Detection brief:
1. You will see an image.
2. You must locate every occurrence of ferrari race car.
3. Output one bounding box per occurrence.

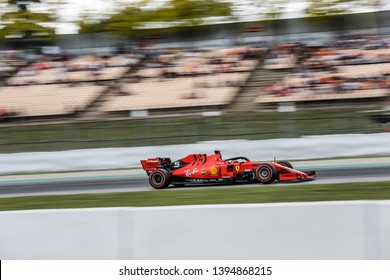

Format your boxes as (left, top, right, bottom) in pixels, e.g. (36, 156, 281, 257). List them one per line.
(141, 150, 316, 189)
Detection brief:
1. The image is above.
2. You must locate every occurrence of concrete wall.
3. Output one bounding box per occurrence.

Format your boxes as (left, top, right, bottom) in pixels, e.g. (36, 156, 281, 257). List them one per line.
(0, 133, 389, 174)
(1, 200, 390, 260)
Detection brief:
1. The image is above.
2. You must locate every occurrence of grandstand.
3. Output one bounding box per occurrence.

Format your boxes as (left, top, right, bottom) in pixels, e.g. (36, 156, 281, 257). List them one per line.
(0, 46, 265, 120)
(0, 84, 107, 117)
(0, 53, 140, 120)
(8, 66, 129, 85)
(102, 46, 260, 114)
(102, 73, 250, 112)
(1, 33, 390, 123)
(1, 16, 390, 154)
(255, 39, 390, 110)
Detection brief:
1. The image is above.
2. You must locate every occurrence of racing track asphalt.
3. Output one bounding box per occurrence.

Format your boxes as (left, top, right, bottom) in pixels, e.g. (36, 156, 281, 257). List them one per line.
(0, 165, 390, 197)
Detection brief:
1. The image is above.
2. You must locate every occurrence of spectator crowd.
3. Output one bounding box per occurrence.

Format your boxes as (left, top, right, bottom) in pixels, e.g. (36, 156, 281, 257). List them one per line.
(262, 35, 390, 97)
(1, 35, 390, 121)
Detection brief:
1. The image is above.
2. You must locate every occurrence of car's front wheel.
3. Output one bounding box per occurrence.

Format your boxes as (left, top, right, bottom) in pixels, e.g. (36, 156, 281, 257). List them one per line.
(277, 161, 293, 169)
(149, 169, 171, 189)
(255, 163, 277, 184)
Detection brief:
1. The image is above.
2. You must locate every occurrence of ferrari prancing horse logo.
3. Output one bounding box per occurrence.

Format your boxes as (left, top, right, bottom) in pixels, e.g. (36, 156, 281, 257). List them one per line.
(235, 166, 240, 171)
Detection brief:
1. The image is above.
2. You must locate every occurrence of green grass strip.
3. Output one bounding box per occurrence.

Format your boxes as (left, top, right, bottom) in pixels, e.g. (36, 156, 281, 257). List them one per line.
(1, 181, 390, 211)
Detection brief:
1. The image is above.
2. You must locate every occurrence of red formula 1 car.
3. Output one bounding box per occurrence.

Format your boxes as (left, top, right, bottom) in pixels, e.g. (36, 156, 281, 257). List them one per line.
(141, 150, 316, 189)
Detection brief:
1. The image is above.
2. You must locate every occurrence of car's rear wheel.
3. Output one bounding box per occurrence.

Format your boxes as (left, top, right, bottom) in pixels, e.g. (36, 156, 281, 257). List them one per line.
(255, 163, 277, 184)
(149, 169, 171, 189)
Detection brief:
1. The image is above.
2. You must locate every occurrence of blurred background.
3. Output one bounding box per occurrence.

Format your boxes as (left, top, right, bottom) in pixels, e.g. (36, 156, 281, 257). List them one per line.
(2, 1, 390, 262)
(0, 0, 390, 153)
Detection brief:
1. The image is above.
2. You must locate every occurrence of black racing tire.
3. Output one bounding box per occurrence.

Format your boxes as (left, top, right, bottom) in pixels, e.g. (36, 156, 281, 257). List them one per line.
(277, 161, 293, 180)
(149, 169, 171, 189)
(255, 163, 277, 184)
(277, 161, 293, 169)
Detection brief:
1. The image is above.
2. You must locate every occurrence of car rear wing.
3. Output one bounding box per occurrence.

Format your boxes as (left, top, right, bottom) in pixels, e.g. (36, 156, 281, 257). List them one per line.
(140, 157, 172, 171)
(140, 158, 161, 171)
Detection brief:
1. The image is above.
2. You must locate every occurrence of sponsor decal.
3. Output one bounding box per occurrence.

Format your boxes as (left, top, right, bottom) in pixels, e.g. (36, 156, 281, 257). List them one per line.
(209, 166, 220, 176)
(201, 169, 206, 175)
(185, 168, 199, 177)
(216, 161, 225, 165)
(245, 169, 252, 172)
(186, 179, 219, 182)
(148, 160, 159, 163)
(235, 166, 240, 171)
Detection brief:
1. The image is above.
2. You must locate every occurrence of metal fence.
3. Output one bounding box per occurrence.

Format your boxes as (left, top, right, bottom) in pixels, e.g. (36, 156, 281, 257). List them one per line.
(0, 109, 385, 154)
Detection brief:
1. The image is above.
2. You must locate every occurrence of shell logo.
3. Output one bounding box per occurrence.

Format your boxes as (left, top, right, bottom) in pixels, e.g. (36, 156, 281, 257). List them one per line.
(209, 166, 220, 176)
